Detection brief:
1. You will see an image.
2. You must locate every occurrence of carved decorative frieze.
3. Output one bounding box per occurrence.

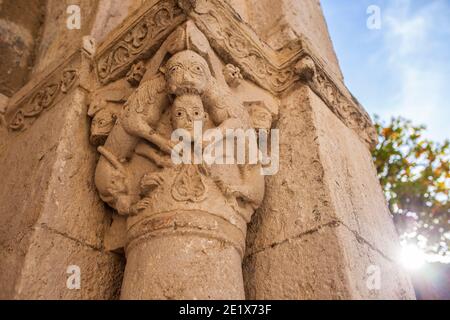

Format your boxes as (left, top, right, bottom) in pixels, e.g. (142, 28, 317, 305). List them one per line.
(180, 0, 377, 147)
(6, 54, 81, 132)
(295, 56, 378, 147)
(95, 0, 185, 85)
(180, 0, 301, 93)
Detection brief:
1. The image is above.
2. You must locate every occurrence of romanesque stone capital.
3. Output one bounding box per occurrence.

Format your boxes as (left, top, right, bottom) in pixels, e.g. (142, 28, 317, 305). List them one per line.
(89, 20, 272, 298)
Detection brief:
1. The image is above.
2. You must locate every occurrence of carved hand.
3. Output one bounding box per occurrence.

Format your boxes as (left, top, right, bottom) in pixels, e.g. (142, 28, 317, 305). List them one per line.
(129, 198, 152, 215)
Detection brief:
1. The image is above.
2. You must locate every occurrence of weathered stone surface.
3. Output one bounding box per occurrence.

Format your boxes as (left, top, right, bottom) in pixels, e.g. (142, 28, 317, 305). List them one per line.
(32, 0, 100, 74)
(246, 86, 335, 255)
(311, 88, 402, 261)
(0, 88, 73, 299)
(335, 223, 415, 299)
(14, 226, 124, 300)
(36, 89, 111, 248)
(122, 234, 244, 300)
(0, 57, 122, 299)
(245, 222, 350, 300)
(245, 86, 415, 299)
(0, 0, 45, 96)
(245, 0, 343, 80)
(245, 223, 414, 300)
(0, 0, 415, 300)
(90, 0, 147, 44)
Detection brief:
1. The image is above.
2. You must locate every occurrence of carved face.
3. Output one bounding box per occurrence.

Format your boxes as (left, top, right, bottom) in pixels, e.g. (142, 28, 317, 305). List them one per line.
(249, 104, 273, 131)
(171, 94, 206, 136)
(90, 108, 118, 146)
(164, 50, 211, 95)
(126, 61, 146, 87)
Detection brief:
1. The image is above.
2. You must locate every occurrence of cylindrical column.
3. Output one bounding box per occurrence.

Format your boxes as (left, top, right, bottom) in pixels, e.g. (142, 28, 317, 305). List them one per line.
(121, 209, 246, 299)
(121, 233, 244, 299)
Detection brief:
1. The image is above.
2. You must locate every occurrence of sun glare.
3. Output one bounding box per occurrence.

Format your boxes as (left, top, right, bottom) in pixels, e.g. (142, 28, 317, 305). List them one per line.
(399, 245, 426, 271)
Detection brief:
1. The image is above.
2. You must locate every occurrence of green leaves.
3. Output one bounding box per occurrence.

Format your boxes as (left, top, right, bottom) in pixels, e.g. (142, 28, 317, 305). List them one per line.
(373, 116, 449, 257)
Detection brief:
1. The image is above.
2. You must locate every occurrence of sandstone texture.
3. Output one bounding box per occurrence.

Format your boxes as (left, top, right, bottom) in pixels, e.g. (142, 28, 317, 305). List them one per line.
(0, 0, 415, 300)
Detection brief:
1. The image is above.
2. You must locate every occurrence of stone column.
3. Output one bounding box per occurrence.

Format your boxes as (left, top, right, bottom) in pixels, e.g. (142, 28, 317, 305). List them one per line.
(120, 210, 246, 300)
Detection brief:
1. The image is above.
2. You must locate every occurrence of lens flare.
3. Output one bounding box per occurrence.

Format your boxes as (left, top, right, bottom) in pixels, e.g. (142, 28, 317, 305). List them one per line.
(399, 245, 426, 271)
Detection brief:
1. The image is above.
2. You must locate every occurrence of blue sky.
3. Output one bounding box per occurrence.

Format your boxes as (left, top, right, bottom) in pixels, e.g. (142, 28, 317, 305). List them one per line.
(321, 0, 450, 142)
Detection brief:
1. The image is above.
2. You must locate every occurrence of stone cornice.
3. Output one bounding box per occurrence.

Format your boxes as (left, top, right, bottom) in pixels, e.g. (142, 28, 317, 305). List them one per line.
(4, 50, 86, 133)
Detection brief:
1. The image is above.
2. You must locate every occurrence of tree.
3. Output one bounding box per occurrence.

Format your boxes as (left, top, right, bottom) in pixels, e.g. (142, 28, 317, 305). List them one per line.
(372, 116, 449, 259)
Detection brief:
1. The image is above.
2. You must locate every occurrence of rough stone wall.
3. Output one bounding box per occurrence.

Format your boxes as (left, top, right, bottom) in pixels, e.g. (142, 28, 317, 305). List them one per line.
(245, 86, 351, 299)
(244, 86, 415, 299)
(0, 89, 65, 298)
(312, 88, 414, 298)
(0, 68, 124, 299)
(90, 0, 147, 44)
(0, 0, 147, 300)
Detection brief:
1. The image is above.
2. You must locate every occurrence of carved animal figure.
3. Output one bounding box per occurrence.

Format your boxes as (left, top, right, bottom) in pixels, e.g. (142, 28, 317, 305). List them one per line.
(94, 74, 170, 214)
(93, 49, 257, 215)
(93, 50, 213, 214)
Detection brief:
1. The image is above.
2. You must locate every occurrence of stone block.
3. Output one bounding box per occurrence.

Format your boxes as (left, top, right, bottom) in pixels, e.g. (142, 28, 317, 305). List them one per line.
(14, 226, 124, 300)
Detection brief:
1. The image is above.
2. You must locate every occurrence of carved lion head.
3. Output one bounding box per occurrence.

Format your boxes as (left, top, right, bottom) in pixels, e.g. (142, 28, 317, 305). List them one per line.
(162, 50, 212, 96)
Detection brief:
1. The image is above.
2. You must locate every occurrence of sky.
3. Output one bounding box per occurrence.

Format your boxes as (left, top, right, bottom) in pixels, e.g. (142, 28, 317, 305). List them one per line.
(321, 0, 450, 142)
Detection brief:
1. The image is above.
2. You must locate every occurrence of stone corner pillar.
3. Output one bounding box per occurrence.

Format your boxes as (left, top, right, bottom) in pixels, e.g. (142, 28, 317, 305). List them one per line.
(244, 83, 415, 299)
(0, 42, 124, 300)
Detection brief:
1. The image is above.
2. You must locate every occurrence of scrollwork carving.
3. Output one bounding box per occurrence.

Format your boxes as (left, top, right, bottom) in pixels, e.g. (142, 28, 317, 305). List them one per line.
(171, 165, 207, 202)
(8, 67, 78, 132)
(95, 0, 185, 84)
(295, 56, 377, 147)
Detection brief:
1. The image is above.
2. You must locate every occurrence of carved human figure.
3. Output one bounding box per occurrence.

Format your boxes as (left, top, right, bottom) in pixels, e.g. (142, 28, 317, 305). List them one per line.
(90, 30, 268, 297)
(93, 49, 252, 215)
(120, 93, 264, 299)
